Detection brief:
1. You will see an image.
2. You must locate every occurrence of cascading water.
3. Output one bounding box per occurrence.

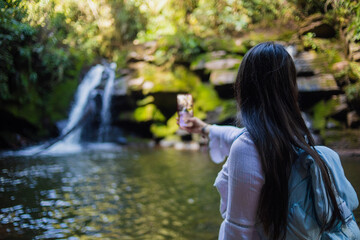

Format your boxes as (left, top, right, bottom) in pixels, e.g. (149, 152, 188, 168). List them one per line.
(62, 64, 105, 144)
(46, 62, 119, 153)
(98, 63, 116, 142)
(2, 63, 118, 156)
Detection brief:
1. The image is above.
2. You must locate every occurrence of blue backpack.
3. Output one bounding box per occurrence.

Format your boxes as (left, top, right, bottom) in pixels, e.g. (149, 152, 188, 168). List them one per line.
(287, 146, 360, 239)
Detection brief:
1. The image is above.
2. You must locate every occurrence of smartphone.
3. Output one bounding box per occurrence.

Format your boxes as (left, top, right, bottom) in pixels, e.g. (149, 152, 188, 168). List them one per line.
(177, 94, 193, 128)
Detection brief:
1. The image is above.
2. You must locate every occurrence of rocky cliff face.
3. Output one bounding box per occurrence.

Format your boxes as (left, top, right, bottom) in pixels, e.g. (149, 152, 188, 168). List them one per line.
(105, 16, 360, 145)
(2, 14, 360, 150)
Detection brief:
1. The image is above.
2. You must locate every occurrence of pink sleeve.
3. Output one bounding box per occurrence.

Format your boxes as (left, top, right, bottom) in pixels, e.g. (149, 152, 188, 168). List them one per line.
(221, 133, 265, 239)
(208, 125, 245, 164)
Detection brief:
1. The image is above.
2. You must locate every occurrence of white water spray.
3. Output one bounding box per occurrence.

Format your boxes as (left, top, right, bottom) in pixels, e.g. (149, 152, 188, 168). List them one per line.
(98, 63, 116, 142)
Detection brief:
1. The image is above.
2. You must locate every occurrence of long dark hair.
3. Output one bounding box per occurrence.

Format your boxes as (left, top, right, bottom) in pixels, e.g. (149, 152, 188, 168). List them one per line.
(234, 42, 341, 239)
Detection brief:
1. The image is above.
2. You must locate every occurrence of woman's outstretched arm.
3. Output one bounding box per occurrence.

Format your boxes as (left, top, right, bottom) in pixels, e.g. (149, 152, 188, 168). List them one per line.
(178, 117, 244, 163)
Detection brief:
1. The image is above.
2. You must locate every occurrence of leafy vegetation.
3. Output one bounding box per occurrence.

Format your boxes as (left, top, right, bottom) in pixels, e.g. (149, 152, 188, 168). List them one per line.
(0, 0, 145, 140)
(1, 0, 360, 144)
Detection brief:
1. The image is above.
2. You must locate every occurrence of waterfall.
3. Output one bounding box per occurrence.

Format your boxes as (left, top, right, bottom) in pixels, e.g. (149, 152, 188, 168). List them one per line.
(98, 63, 116, 142)
(62, 64, 105, 144)
(0, 63, 120, 156)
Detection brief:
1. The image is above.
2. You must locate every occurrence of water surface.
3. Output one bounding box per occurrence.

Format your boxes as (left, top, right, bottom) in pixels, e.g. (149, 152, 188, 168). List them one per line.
(0, 148, 222, 240)
(0, 148, 359, 239)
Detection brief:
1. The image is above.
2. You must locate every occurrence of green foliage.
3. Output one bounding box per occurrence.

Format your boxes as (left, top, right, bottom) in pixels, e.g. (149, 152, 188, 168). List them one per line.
(192, 84, 221, 119)
(154, 32, 203, 65)
(134, 104, 166, 122)
(349, 62, 360, 81)
(345, 82, 360, 113)
(303, 32, 318, 50)
(150, 114, 178, 138)
(3, 0, 360, 142)
(136, 64, 201, 94)
(218, 100, 237, 122)
(46, 79, 78, 122)
(289, 0, 326, 16)
(0, 0, 146, 141)
(4, 87, 43, 128)
(311, 98, 340, 133)
(137, 96, 155, 106)
(325, 0, 360, 42)
(0, 0, 36, 100)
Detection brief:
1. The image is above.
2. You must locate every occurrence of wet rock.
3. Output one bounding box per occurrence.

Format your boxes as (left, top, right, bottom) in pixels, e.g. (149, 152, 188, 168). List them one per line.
(119, 68, 132, 76)
(300, 14, 336, 38)
(126, 41, 157, 62)
(349, 43, 360, 62)
(293, 51, 327, 76)
(347, 111, 360, 128)
(190, 51, 229, 70)
(159, 139, 176, 148)
(332, 61, 351, 87)
(128, 61, 147, 70)
(294, 58, 315, 76)
(209, 70, 237, 99)
(349, 62, 360, 82)
(330, 103, 349, 122)
(332, 61, 349, 73)
(297, 74, 341, 109)
(209, 70, 237, 85)
(204, 58, 241, 71)
(142, 41, 158, 55)
(127, 77, 144, 90)
(174, 141, 200, 151)
(297, 74, 339, 92)
(327, 95, 349, 122)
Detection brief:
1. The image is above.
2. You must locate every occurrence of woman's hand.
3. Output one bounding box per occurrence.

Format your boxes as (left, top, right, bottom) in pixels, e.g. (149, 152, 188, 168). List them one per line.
(177, 117, 210, 135)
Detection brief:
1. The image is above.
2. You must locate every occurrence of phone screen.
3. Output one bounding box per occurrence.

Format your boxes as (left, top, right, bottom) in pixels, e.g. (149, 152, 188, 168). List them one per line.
(177, 94, 193, 127)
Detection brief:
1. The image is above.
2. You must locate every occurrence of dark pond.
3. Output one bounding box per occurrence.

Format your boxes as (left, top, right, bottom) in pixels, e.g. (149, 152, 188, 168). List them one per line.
(0, 147, 359, 239)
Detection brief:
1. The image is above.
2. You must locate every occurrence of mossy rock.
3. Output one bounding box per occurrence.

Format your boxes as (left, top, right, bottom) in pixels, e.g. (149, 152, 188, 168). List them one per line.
(2, 87, 42, 127)
(190, 51, 227, 71)
(345, 82, 360, 114)
(135, 63, 201, 94)
(349, 62, 360, 82)
(310, 98, 343, 134)
(202, 37, 247, 54)
(46, 78, 78, 122)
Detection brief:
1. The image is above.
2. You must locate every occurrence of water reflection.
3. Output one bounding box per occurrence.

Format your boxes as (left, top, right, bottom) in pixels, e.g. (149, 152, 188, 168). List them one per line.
(1, 149, 359, 239)
(0, 149, 222, 239)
